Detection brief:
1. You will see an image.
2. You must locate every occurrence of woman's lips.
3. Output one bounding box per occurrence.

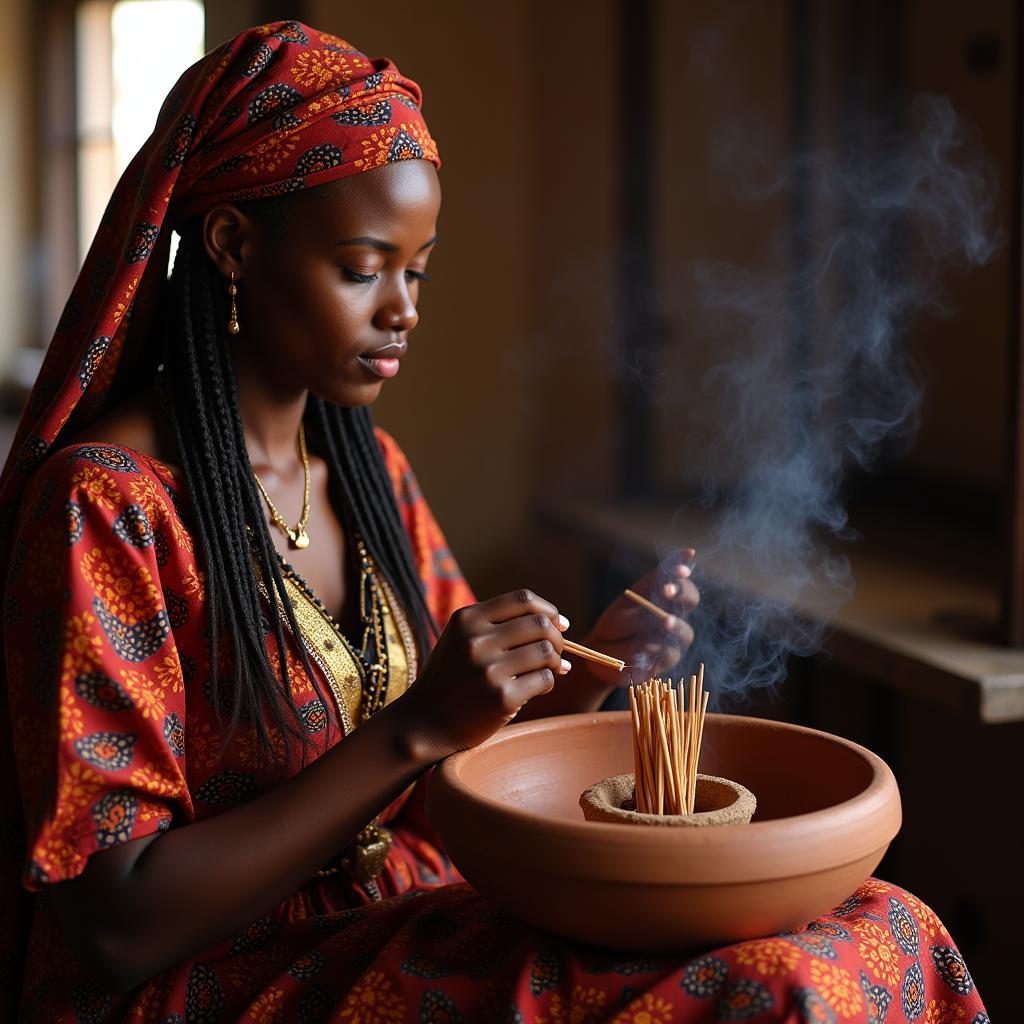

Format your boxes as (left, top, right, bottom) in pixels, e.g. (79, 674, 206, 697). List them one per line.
(359, 354, 402, 379)
(359, 341, 406, 380)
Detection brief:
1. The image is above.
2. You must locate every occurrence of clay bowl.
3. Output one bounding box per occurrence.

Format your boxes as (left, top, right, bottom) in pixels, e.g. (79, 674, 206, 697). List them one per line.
(427, 711, 901, 951)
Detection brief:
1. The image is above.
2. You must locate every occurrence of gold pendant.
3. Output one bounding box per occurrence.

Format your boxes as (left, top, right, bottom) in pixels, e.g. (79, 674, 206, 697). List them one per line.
(288, 527, 310, 549)
(340, 825, 392, 883)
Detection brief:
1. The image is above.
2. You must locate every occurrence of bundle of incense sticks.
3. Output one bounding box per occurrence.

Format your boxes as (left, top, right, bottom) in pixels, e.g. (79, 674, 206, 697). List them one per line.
(628, 665, 710, 816)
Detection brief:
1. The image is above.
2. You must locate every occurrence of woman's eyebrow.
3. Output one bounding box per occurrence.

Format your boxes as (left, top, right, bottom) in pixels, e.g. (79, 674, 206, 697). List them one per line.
(333, 235, 438, 252)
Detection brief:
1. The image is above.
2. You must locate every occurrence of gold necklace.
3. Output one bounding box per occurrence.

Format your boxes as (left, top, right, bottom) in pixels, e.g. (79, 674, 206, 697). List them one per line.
(252, 423, 311, 549)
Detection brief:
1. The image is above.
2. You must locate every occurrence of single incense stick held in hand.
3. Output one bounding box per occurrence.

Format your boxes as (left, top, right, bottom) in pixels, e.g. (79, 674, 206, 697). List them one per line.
(623, 588, 673, 622)
(561, 638, 625, 671)
(623, 549, 697, 623)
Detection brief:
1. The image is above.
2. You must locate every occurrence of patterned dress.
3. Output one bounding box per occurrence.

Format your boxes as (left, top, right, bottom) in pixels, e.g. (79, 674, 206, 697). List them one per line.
(3, 431, 987, 1023)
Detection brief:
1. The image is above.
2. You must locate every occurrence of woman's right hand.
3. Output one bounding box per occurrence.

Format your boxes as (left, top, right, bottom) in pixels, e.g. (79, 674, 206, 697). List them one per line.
(389, 589, 570, 763)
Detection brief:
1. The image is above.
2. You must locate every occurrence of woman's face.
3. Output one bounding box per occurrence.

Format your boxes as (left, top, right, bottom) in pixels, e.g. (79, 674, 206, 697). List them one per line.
(210, 159, 441, 407)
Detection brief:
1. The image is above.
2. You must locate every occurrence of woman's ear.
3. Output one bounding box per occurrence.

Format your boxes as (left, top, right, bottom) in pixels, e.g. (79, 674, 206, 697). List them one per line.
(201, 203, 252, 279)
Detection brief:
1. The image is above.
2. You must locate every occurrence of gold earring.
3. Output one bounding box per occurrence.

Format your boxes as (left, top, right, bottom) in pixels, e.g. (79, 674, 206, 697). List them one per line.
(228, 272, 240, 335)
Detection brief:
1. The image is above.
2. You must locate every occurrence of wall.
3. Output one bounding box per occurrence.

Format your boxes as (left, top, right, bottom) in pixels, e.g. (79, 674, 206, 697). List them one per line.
(204, 0, 268, 49)
(648, 0, 1014, 499)
(903, 0, 1014, 490)
(653, 0, 791, 493)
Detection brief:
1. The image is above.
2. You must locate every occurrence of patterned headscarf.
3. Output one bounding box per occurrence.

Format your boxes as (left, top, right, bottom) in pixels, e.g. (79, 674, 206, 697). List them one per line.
(0, 19, 438, 520)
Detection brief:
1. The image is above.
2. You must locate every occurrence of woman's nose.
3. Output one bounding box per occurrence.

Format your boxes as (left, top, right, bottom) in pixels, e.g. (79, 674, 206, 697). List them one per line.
(375, 278, 418, 333)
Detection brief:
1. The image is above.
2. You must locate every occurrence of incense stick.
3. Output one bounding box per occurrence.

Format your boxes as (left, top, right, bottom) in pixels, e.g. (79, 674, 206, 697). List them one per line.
(628, 685, 645, 812)
(653, 688, 673, 814)
(561, 639, 625, 671)
(623, 588, 673, 622)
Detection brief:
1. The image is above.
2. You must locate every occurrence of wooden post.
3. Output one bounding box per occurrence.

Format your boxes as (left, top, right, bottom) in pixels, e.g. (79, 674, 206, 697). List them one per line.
(1003, 2, 1024, 646)
(615, 0, 656, 500)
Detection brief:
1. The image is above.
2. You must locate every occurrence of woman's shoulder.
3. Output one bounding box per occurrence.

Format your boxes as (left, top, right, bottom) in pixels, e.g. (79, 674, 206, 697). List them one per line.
(22, 440, 193, 551)
(44, 384, 185, 485)
(35, 440, 180, 496)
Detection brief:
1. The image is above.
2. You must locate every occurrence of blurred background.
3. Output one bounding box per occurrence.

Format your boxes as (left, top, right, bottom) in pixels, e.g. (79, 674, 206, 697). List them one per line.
(1, 0, 1021, 1015)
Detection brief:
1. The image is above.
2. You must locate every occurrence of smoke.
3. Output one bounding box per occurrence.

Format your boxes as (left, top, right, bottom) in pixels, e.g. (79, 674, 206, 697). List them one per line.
(658, 94, 1002, 704)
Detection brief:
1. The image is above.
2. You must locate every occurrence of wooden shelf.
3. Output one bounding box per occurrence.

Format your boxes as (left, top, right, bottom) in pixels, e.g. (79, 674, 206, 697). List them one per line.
(538, 497, 1023, 724)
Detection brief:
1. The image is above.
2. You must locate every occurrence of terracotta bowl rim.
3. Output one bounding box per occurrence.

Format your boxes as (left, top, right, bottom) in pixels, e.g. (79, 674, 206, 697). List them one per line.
(431, 711, 902, 885)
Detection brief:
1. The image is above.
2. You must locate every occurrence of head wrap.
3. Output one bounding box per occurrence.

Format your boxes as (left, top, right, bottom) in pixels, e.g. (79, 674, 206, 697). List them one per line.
(0, 19, 438, 517)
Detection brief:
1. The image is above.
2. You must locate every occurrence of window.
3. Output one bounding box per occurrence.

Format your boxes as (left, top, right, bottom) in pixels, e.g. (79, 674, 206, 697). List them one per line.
(10, 0, 205, 396)
(75, 0, 204, 265)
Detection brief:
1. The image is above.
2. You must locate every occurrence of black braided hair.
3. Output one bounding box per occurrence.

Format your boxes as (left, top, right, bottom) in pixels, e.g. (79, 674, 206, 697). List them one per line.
(155, 225, 436, 763)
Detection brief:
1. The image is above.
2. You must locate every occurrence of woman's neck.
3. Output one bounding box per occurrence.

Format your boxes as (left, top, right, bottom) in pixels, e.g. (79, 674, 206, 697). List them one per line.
(232, 358, 309, 471)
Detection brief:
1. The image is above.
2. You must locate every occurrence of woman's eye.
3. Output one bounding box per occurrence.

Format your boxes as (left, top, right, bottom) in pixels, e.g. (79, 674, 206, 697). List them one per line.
(406, 269, 432, 283)
(342, 268, 378, 283)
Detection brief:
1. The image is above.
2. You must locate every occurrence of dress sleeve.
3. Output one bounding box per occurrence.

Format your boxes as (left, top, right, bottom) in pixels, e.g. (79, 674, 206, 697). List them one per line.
(3, 446, 193, 889)
(374, 427, 476, 627)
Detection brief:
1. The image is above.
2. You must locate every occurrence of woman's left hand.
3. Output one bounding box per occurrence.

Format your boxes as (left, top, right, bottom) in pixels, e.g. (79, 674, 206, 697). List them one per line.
(580, 553, 700, 687)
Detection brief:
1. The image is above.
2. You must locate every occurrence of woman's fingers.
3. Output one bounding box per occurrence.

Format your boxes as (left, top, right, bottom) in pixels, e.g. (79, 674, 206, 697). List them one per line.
(649, 614, 694, 648)
(659, 577, 700, 612)
(646, 645, 683, 676)
(627, 552, 694, 595)
(504, 668, 559, 709)
(486, 612, 568, 678)
(661, 616, 694, 649)
(477, 589, 566, 629)
(490, 612, 565, 654)
(408, 589, 577, 755)
(501, 638, 569, 679)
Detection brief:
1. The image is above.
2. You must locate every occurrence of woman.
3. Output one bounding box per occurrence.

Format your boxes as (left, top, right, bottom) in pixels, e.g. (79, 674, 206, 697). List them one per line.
(0, 21, 986, 1023)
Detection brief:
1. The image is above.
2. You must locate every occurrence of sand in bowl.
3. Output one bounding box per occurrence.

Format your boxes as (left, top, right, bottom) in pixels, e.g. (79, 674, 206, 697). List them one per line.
(580, 772, 756, 827)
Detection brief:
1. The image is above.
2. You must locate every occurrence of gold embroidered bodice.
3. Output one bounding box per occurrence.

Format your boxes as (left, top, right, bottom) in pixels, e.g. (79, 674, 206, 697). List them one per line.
(256, 556, 418, 735)
(253, 548, 420, 887)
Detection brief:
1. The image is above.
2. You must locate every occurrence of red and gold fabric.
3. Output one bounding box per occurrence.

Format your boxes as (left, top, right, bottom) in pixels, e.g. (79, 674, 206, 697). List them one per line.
(2, 431, 990, 1021)
(5, 431, 469, 1019)
(0, 22, 440, 1009)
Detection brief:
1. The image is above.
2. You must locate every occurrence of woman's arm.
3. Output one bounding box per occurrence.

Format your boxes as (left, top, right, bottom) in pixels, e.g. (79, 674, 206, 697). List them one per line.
(50, 699, 431, 993)
(49, 590, 567, 993)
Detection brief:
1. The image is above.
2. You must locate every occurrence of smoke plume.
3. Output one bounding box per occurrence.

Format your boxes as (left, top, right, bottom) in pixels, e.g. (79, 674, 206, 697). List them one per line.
(663, 94, 1002, 704)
